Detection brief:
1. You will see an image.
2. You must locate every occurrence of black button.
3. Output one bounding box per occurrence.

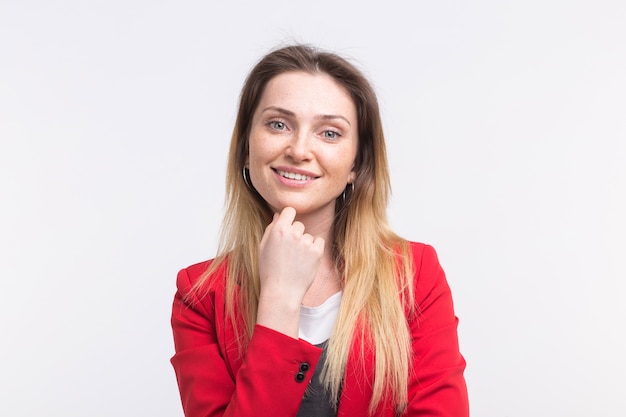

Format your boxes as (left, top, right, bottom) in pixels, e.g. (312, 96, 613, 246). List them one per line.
(299, 362, 310, 372)
(295, 372, 305, 382)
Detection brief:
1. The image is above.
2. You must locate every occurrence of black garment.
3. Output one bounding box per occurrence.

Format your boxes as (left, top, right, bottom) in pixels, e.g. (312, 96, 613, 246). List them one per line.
(296, 340, 338, 417)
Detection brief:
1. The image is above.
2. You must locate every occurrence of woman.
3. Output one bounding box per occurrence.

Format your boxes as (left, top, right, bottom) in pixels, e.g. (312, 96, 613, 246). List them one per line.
(171, 44, 469, 417)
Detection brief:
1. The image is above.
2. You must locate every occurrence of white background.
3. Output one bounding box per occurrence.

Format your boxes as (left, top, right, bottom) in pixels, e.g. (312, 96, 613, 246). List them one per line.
(1, 1, 624, 416)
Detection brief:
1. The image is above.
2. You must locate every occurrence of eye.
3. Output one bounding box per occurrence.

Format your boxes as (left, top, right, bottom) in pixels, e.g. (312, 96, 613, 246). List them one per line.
(323, 130, 340, 140)
(268, 120, 286, 130)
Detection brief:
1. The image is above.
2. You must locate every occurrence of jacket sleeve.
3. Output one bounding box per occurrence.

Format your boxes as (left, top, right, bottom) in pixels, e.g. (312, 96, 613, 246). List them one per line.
(405, 244, 469, 417)
(170, 266, 323, 417)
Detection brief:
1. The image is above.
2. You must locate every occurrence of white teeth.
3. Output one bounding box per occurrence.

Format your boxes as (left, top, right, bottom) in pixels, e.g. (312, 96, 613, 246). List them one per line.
(276, 170, 313, 181)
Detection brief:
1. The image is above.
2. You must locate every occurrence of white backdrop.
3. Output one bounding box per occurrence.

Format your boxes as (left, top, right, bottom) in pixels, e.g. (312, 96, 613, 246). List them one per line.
(1, 1, 624, 416)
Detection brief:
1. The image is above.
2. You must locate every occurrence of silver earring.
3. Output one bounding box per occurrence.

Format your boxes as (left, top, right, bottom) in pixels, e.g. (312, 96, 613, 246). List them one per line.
(242, 167, 254, 190)
(341, 182, 355, 203)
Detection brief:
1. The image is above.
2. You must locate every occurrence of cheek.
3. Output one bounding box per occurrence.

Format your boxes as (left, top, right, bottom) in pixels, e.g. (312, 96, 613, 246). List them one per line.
(246, 139, 270, 183)
(247, 136, 264, 165)
(248, 130, 273, 158)
(330, 158, 357, 184)
(339, 147, 358, 177)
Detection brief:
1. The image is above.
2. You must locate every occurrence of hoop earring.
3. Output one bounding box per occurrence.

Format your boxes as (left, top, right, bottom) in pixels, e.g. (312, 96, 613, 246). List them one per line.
(242, 167, 254, 190)
(341, 182, 355, 203)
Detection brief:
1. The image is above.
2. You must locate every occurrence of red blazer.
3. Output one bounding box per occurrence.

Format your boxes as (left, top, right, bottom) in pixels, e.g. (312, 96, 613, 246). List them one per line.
(171, 242, 469, 416)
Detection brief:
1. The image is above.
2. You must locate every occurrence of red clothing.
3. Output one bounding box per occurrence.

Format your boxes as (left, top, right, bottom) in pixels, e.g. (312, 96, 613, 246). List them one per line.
(171, 242, 469, 416)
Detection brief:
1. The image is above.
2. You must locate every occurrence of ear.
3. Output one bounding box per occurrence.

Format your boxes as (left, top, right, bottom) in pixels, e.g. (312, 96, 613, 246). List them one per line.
(348, 170, 356, 184)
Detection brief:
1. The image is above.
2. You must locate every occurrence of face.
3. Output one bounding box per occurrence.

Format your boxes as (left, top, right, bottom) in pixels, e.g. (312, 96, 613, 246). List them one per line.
(247, 71, 358, 223)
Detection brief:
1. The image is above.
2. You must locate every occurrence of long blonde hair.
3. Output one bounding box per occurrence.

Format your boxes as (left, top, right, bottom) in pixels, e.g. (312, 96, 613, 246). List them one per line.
(194, 44, 415, 415)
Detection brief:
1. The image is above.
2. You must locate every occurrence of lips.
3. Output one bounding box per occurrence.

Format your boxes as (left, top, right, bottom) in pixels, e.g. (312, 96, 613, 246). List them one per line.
(274, 169, 316, 181)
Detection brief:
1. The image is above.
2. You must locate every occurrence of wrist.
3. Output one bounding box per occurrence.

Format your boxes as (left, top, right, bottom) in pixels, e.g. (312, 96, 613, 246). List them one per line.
(256, 294, 301, 339)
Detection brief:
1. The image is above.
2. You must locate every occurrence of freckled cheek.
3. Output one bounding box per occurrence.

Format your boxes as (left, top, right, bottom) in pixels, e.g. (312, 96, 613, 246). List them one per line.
(247, 139, 268, 165)
(249, 134, 279, 157)
(328, 154, 356, 174)
(247, 146, 275, 188)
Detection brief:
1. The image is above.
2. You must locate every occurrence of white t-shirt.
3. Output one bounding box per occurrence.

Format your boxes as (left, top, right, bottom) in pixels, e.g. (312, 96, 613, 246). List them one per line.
(299, 291, 342, 345)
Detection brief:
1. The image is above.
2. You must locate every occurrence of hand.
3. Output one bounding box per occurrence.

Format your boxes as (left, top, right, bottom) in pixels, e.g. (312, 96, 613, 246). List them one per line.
(256, 207, 325, 337)
(258, 206, 325, 304)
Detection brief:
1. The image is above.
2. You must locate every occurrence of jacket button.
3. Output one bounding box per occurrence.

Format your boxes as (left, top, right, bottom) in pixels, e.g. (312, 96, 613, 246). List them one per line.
(299, 363, 310, 372)
(295, 372, 305, 382)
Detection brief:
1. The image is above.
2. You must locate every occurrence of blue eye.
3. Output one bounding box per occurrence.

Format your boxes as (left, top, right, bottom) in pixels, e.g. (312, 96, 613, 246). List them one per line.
(269, 121, 286, 130)
(323, 130, 339, 139)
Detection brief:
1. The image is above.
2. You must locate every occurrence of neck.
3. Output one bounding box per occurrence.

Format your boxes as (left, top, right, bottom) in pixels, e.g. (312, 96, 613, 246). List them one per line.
(292, 206, 336, 243)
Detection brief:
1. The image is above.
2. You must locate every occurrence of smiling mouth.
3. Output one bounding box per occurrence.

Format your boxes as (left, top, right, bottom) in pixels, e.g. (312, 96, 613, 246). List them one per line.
(274, 169, 315, 181)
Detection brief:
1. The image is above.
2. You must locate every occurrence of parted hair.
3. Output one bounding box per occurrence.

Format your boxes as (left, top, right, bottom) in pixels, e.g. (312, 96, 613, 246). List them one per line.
(193, 44, 415, 415)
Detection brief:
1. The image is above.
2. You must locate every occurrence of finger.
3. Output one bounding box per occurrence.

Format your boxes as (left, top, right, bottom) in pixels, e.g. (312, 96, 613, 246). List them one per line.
(312, 236, 325, 255)
(276, 206, 297, 227)
(299, 232, 314, 246)
(291, 221, 305, 236)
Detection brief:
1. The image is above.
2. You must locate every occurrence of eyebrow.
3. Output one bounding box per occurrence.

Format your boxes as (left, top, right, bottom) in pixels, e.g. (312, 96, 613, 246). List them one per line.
(260, 106, 351, 126)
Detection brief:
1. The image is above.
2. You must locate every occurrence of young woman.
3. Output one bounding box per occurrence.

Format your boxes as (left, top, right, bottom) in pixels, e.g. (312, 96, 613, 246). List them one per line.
(170, 44, 469, 417)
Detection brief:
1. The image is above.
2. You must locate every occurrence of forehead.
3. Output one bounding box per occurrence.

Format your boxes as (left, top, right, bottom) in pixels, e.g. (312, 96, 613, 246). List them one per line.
(255, 71, 357, 120)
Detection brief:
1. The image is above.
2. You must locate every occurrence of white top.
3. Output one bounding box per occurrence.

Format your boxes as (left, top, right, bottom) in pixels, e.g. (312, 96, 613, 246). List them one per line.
(299, 291, 342, 345)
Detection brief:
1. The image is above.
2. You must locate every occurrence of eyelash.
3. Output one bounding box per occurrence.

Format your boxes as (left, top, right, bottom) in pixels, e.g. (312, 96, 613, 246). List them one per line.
(266, 119, 342, 140)
(322, 130, 341, 140)
(267, 120, 287, 130)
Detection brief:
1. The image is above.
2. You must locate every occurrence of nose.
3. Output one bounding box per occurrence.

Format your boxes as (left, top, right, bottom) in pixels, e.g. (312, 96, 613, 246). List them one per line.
(285, 131, 312, 162)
